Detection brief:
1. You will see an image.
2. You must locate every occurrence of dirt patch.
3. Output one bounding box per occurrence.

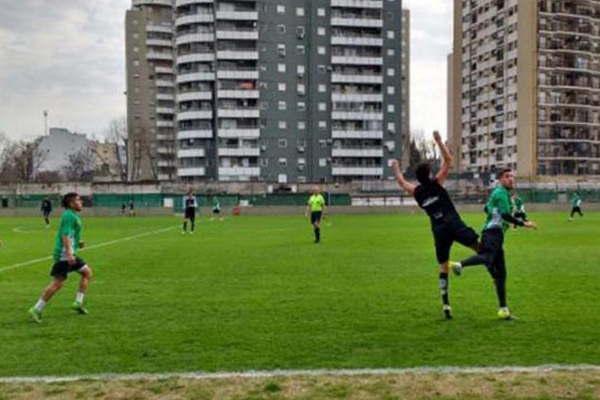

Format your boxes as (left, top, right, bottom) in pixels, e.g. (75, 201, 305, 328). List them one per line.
(0, 370, 599, 400)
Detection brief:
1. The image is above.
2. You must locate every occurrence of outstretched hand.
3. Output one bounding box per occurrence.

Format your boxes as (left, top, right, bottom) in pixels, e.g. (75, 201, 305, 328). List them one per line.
(524, 221, 537, 229)
(433, 130, 442, 143)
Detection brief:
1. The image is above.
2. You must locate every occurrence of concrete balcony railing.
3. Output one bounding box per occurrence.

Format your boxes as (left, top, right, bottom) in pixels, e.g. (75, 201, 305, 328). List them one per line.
(176, 53, 215, 64)
(331, 56, 383, 65)
(156, 93, 175, 101)
(147, 51, 173, 61)
(331, 0, 383, 8)
(331, 17, 383, 28)
(331, 36, 383, 47)
(156, 107, 175, 114)
(217, 50, 259, 60)
(178, 167, 206, 177)
(177, 129, 213, 139)
(217, 128, 260, 138)
(177, 91, 213, 102)
(177, 110, 213, 120)
(217, 90, 259, 99)
(218, 167, 260, 176)
(331, 93, 383, 102)
(176, 72, 215, 83)
(175, 33, 215, 46)
(332, 148, 384, 158)
(217, 109, 260, 118)
(178, 148, 206, 158)
(146, 39, 172, 47)
(331, 166, 383, 176)
(216, 30, 259, 40)
(331, 73, 383, 84)
(146, 25, 172, 33)
(331, 111, 383, 120)
(176, 0, 213, 7)
(157, 121, 175, 128)
(218, 147, 260, 157)
(217, 70, 259, 79)
(175, 14, 214, 26)
(216, 10, 258, 20)
(134, 0, 172, 6)
(155, 67, 174, 74)
(331, 130, 383, 139)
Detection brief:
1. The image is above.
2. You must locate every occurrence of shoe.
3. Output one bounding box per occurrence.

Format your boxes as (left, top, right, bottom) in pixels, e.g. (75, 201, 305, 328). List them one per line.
(449, 261, 462, 277)
(72, 301, 88, 315)
(497, 307, 513, 320)
(443, 305, 453, 320)
(29, 307, 42, 323)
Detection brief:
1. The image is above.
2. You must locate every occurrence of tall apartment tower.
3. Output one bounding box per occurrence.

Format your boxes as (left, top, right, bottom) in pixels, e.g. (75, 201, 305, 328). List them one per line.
(451, 0, 600, 179)
(126, 0, 177, 182)
(401, 8, 410, 168)
(127, 0, 406, 183)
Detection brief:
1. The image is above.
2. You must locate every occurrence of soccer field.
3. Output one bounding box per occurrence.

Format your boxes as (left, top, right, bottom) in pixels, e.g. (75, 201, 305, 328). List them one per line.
(0, 212, 598, 378)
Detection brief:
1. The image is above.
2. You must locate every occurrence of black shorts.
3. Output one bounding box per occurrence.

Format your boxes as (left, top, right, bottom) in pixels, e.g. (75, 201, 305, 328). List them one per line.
(42, 210, 51, 218)
(50, 257, 87, 279)
(184, 208, 196, 219)
(479, 228, 505, 273)
(213, 208, 220, 215)
(310, 211, 322, 224)
(432, 219, 479, 264)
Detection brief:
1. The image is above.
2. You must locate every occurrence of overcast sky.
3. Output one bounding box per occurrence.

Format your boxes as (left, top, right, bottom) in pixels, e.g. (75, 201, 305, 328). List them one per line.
(0, 0, 452, 141)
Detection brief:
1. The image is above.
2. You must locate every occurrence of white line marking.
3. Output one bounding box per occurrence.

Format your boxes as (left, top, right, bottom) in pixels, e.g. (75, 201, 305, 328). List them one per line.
(0, 226, 176, 274)
(0, 365, 598, 384)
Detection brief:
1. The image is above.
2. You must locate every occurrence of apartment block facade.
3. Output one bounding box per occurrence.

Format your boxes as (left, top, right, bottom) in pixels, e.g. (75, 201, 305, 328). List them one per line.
(451, 0, 600, 179)
(127, 0, 407, 183)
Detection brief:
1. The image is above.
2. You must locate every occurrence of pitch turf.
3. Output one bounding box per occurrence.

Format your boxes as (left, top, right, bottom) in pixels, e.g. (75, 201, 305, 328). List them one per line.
(0, 211, 598, 377)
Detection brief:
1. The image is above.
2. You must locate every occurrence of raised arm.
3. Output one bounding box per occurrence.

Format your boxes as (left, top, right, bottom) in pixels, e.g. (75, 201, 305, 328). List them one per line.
(433, 130, 453, 185)
(390, 160, 416, 195)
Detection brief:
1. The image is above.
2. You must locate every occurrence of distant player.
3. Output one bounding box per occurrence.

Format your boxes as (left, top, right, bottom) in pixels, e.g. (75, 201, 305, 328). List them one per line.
(121, 202, 127, 216)
(306, 187, 326, 244)
(391, 130, 480, 320)
(569, 192, 583, 221)
(211, 196, 223, 221)
(128, 200, 135, 217)
(512, 193, 527, 228)
(182, 190, 197, 234)
(41, 196, 53, 228)
(29, 192, 93, 323)
(450, 168, 537, 320)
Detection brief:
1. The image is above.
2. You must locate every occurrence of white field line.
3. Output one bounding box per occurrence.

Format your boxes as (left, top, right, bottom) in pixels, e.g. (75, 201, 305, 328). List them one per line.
(0, 365, 599, 384)
(0, 226, 176, 274)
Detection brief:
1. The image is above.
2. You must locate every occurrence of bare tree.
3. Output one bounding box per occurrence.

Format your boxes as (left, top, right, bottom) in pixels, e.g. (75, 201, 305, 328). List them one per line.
(63, 147, 95, 182)
(0, 137, 48, 183)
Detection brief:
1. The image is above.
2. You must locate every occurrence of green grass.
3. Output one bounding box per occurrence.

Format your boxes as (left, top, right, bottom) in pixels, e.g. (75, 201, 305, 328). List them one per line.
(0, 211, 598, 377)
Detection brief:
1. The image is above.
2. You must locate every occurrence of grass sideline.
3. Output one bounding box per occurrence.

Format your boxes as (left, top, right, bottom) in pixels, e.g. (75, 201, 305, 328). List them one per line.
(0, 212, 599, 378)
(0, 369, 599, 399)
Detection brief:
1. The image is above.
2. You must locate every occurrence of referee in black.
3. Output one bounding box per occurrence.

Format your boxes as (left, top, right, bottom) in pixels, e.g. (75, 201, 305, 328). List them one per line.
(182, 190, 198, 234)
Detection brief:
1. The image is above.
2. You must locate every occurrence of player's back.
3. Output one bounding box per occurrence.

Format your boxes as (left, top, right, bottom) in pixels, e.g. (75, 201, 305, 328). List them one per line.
(413, 180, 460, 227)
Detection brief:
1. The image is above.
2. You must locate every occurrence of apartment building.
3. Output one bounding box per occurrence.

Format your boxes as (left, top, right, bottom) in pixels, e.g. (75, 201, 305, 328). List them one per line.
(450, 0, 600, 179)
(127, 0, 407, 183)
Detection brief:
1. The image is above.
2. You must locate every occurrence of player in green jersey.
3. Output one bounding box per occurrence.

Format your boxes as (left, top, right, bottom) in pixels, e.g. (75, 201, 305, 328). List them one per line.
(28, 193, 93, 323)
(306, 187, 326, 243)
(569, 192, 583, 221)
(451, 169, 536, 320)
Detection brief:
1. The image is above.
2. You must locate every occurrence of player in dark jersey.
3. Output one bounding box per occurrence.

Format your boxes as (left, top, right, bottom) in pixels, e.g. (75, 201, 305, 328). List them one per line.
(391, 130, 480, 319)
(182, 190, 197, 234)
(41, 196, 53, 228)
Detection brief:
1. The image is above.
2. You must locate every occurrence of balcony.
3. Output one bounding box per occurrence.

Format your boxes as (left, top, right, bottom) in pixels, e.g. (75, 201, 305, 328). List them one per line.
(331, 17, 383, 28)
(147, 51, 173, 61)
(216, 30, 259, 40)
(331, 111, 383, 120)
(178, 148, 206, 158)
(155, 67, 174, 74)
(156, 93, 175, 101)
(217, 128, 260, 138)
(176, 72, 215, 83)
(331, 73, 383, 84)
(331, 167, 383, 176)
(177, 110, 213, 120)
(146, 25, 172, 33)
(331, 130, 383, 139)
(134, 0, 172, 6)
(176, 53, 215, 64)
(177, 91, 213, 102)
(175, 33, 215, 46)
(177, 129, 213, 139)
(216, 10, 258, 20)
(331, 0, 383, 8)
(217, 70, 259, 79)
(217, 109, 260, 118)
(217, 50, 259, 60)
(146, 39, 172, 47)
(176, 0, 213, 6)
(178, 167, 206, 177)
(218, 147, 260, 157)
(157, 121, 174, 128)
(156, 107, 175, 114)
(217, 90, 259, 99)
(157, 146, 174, 155)
(218, 167, 260, 176)
(332, 148, 384, 158)
(175, 14, 214, 27)
(331, 93, 383, 102)
(331, 36, 383, 47)
(331, 56, 383, 65)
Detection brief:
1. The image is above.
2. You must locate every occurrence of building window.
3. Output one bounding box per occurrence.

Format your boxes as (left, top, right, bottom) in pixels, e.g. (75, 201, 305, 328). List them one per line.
(296, 7, 305, 16)
(278, 139, 288, 148)
(277, 44, 286, 57)
(319, 158, 327, 166)
(318, 27, 326, 36)
(296, 45, 305, 55)
(298, 121, 306, 130)
(297, 102, 306, 111)
(387, 30, 395, 39)
(318, 121, 327, 129)
(387, 48, 395, 56)
(277, 5, 285, 13)
(277, 24, 286, 34)
(318, 102, 327, 111)
(317, 46, 326, 55)
(318, 84, 326, 93)
(387, 86, 395, 95)
(387, 68, 395, 76)
(278, 63, 286, 73)
(387, 122, 396, 132)
(278, 82, 287, 92)
(278, 101, 287, 110)
(297, 84, 306, 95)
(388, 104, 395, 113)
(279, 120, 288, 129)
(317, 8, 325, 17)
(297, 65, 305, 75)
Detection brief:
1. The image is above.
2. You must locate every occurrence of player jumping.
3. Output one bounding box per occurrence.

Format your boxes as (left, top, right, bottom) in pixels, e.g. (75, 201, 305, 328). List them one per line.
(450, 168, 537, 320)
(391, 130, 480, 320)
(182, 190, 197, 234)
(41, 196, 53, 228)
(29, 192, 93, 323)
(306, 187, 326, 244)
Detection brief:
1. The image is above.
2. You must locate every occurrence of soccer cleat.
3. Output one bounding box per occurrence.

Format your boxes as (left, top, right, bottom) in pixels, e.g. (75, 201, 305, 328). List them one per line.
(443, 305, 453, 320)
(497, 307, 512, 320)
(449, 261, 463, 277)
(28, 307, 42, 324)
(72, 301, 88, 315)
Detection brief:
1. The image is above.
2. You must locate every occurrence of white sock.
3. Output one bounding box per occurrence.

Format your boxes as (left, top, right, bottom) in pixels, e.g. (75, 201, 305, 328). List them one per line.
(34, 299, 46, 312)
(76, 291, 85, 304)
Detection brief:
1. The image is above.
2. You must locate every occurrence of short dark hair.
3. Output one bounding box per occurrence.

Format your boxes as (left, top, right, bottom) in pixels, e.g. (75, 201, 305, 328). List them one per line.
(62, 192, 79, 209)
(498, 168, 512, 179)
(415, 163, 432, 185)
